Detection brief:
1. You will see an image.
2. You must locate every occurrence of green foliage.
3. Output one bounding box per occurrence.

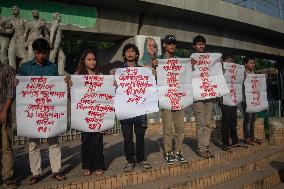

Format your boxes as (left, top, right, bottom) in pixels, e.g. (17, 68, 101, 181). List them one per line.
(175, 48, 194, 58)
(255, 58, 275, 71)
(61, 39, 115, 73)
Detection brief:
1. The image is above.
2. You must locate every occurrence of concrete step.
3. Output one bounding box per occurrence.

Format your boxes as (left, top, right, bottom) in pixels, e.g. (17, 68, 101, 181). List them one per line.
(119, 145, 284, 189)
(57, 143, 267, 189)
(15, 135, 266, 189)
(208, 160, 283, 189)
(273, 183, 284, 189)
(33, 142, 269, 189)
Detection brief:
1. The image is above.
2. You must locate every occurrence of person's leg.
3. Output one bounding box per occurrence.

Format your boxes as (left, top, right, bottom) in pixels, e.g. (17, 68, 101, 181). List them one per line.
(172, 110, 187, 162)
(48, 137, 61, 173)
(221, 105, 230, 148)
(81, 132, 91, 172)
(29, 138, 41, 176)
(193, 102, 213, 151)
(161, 109, 173, 153)
(1, 120, 14, 181)
(230, 106, 239, 145)
(242, 102, 254, 143)
(203, 102, 215, 155)
(250, 113, 257, 138)
(134, 115, 147, 163)
(161, 109, 175, 164)
(173, 110, 185, 152)
(91, 133, 105, 172)
(48, 137, 66, 181)
(121, 119, 135, 163)
(250, 113, 263, 144)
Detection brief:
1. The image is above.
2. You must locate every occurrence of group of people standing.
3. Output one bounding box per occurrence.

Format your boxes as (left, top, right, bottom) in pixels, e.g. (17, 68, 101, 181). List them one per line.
(0, 33, 262, 188)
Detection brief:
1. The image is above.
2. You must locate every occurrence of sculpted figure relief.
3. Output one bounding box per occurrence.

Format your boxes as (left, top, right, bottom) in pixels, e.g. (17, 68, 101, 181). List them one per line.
(49, 13, 66, 75)
(0, 8, 14, 64)
(8, 6, 28, 69)
(24, 9, 49, 60)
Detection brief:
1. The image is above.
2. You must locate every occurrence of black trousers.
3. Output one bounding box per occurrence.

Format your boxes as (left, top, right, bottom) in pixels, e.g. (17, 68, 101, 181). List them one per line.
(120, 115, 147, 164)
(221, 104, 239, 147)
(81, 132, 105, 171)
(242, 102, 256, 139)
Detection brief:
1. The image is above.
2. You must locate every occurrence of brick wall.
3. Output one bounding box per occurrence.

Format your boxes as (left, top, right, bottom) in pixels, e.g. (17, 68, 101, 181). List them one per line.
(146, 118, 265, 140)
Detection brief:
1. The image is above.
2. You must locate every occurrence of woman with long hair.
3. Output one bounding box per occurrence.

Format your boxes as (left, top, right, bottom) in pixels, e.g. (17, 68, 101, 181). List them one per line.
(71, 49, 105, 176)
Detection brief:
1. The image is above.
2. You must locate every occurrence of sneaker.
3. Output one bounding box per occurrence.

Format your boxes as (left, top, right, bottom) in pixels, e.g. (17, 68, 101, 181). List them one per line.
(164, 152, 175, 165)
(206, 150, 215, 158)
(231, 142, 248, 148)
(244, 138, 255, 145)
(124, 163, 135, 172)
(175, 151, 188, 163)
(223, 146, 233, 153)
(251, 137, 263, 145)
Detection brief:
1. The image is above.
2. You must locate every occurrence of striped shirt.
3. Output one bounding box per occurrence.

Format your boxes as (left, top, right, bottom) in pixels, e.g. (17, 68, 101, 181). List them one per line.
(0, 62, 16, 110)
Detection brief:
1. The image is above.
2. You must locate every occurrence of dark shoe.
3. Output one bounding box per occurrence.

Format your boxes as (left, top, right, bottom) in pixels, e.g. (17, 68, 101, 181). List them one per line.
(3, 178, 17, 189)
(175, 151, 188, 163)
(137, 161, 152, 169)
(124, 163, 135, 172)
(223, 146, 233, 153)
(231, 142, 248, 148)
(29, 175, 41, 185)
(244, 138, 255, 145)
(164, 152, 175, 165)
(206, 150, 215, 158)
(197, 151, 210, 159)
(52, 172, 66, 181)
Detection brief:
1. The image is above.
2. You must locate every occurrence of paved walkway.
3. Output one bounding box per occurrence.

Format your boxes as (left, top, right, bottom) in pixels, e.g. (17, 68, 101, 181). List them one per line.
(9, 134, 228, 188)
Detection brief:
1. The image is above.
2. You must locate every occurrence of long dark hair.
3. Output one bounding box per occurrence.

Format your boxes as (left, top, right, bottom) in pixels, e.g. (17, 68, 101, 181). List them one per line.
(76, 49, 100, 75)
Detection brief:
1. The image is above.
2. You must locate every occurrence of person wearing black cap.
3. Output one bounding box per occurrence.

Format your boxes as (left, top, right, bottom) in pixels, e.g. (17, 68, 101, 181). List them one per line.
(157, 35, 187, 165)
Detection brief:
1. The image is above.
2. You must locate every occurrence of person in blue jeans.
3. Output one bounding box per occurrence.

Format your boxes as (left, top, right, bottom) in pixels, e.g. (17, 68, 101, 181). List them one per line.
(242, 56, 263, 145)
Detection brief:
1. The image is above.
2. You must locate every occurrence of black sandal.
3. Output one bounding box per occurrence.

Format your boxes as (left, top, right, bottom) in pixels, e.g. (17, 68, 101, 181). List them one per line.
(29, 175, 41, 185)
(52, 172, 66, 181)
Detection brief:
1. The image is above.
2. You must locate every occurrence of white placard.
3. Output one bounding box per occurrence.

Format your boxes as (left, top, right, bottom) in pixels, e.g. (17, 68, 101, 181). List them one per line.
(222, 63, 245, 106)
(244, 74, 268, 112)
(114, 67, 159, 120)
(157, 58, 193, 110)
(16, 76, 67, 138)
(71, 75, 115, 132)
(191, 53, 229, 101)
